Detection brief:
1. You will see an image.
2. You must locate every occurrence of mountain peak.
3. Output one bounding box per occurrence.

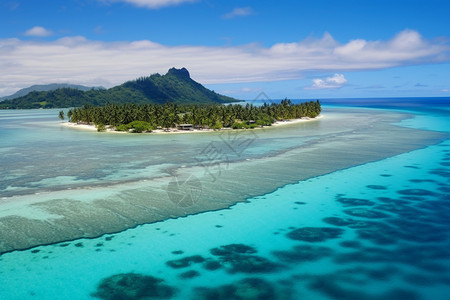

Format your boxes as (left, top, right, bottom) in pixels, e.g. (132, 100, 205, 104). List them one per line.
(0, 68, 239, 108)
(167, 67, 190, 78)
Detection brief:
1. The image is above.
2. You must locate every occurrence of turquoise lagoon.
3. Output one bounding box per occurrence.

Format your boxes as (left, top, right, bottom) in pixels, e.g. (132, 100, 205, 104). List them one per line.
(0, 98, 449, 299)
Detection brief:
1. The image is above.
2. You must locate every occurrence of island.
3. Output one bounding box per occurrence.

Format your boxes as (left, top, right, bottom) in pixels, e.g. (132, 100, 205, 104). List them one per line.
(61, 99, 321, 133)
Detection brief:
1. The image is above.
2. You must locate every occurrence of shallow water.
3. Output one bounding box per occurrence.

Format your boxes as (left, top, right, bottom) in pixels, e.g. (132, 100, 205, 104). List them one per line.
(0, 98, 449, 299)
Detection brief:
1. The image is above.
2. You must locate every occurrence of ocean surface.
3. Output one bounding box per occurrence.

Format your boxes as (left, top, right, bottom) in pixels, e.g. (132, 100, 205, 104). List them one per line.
(0, 97, 449, 299)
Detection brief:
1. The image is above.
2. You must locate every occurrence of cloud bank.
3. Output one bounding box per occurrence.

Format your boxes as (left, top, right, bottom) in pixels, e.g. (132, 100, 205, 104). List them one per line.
(0, 29, 449, 96)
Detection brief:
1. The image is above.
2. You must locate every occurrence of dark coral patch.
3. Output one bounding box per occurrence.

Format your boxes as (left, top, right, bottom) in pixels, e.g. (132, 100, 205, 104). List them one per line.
(429, 168, 450, 178)
(323, 217, 355, 226)
(166, 255, 205, 269)
(409, 179, 436, 183)
(397, 189, 436, 196)
(366, 185, 387, 190)
(374, 204, 421, 218)
(339, 240, 363, 248)
(337, 197, 375, 207)
(403, 273, 436, 286)
(343, 208, 389, 219)
(179, 270, 200, 279)
(356, 228, 398, 245)
(92, 273, 176, 300)
(210, 244, 257, 257)
(194, 278, 277, 300)
(203, 260, 222, 271)
(273, 245, 333, 262)
(377, 197, 411, 205)
(286, 227, 344, 242)
(309, 277, 423, 300)
(404, 165, 420, 169)
(323, 217, 374, 229)
(438, 186, 450, 193)
(210, 244, 281, 274)
(226, 255, 282, 274)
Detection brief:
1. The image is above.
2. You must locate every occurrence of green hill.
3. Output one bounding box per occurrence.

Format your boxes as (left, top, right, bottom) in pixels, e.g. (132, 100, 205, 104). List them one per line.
(0, 68, 239, 109)
(0, 83, 102, 102)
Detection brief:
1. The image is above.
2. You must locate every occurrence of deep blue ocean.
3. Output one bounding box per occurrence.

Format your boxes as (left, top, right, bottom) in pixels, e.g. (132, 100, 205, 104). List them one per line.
(0, 97, 449, 300)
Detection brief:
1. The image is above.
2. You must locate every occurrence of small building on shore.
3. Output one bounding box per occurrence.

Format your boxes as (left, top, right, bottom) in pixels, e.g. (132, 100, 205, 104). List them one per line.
(177, 124, 194, 131)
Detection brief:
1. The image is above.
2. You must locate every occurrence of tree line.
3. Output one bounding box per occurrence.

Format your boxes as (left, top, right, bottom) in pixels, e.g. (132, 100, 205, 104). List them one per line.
(63, 99, 321, 132)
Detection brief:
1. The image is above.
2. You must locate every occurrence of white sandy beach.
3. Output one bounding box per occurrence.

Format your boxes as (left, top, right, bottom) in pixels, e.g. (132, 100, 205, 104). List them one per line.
(60, 115, 324, 134)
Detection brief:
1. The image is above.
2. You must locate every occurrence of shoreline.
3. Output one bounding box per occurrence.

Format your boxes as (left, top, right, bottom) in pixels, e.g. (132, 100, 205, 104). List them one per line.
(60, 115, 324, 134)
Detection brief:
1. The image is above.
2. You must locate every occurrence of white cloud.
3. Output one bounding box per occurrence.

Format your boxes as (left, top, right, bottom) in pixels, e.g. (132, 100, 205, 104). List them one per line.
(223, 7, 254, 19)
(307, 74, 348, 90)
(107, 0, 197, 9)
(218, 87, 260, 95)
(0, 29, 449, 96)
(24, 26, 53, 37)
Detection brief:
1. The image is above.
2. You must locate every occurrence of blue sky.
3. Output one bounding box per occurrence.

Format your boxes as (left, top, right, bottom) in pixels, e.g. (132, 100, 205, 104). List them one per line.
(1, 0, 449, 99)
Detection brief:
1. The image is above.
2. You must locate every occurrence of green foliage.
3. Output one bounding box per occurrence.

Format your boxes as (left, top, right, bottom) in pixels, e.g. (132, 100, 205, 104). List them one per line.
(127, 121, 152, 133)
(212, 121, 223, 130)
(96, 123, 106, 132)
(232, 122, 244, 129)
(256, 113, 274, 126)
(58, 110, 65, 120)
(116, 124, 131, 132)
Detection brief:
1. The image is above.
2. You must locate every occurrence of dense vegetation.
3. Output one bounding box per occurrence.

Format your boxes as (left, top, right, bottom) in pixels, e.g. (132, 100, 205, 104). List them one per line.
(0, 68, 237, 109)
(65, 99, 321, 132)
